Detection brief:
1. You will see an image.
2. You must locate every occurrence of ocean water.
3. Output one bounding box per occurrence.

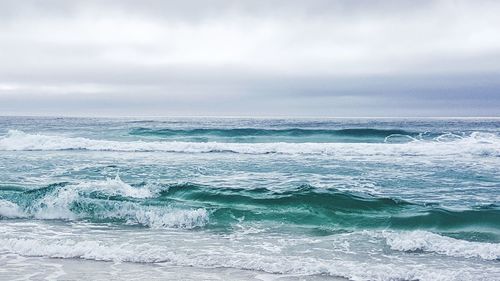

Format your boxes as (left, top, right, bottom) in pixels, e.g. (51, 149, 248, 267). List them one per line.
(0, 116, 499, 281)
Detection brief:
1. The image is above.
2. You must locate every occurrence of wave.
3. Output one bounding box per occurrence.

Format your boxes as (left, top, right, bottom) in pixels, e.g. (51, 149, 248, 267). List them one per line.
(129, 127, 416, 138)
(0, 199, 26, 218)
(0, 130, 499, 157)
(0, 177, 208, 229)
(0, 231, 497, 280)
(382, 231, 500, 260)
(160, 183, 500, 231)
(1, 179, 499, 233)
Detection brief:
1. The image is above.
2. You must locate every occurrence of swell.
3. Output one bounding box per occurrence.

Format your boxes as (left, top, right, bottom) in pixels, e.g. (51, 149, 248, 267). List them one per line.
(1, 180, 499, 236)
(129, 127, 416, 138)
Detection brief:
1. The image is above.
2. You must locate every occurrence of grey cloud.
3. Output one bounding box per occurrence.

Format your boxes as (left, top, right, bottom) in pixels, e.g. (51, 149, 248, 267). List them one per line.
(0, 0, 499, 116)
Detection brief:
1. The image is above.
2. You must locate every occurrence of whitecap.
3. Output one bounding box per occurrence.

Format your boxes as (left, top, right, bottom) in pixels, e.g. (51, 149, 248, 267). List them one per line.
(0, 235, 489, 281)
(12, 177, 208, 229)
(383, 230, 500, 260)
(0, 200, 26, 218)
(1, 130, 499, 158)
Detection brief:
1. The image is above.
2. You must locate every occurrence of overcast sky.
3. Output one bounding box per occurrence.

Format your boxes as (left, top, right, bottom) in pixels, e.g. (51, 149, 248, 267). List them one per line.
(0, 0, 499, 117)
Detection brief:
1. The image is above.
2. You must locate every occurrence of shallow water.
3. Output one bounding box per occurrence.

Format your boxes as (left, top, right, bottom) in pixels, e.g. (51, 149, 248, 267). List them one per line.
(0, 117, 499, 280)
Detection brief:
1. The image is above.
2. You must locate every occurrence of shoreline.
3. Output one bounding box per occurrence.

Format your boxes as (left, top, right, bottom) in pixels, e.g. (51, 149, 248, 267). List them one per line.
(0, 254, 348, 281)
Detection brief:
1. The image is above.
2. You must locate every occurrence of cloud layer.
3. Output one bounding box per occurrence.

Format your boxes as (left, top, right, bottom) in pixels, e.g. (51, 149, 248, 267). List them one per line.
(1, 0, 499, 116)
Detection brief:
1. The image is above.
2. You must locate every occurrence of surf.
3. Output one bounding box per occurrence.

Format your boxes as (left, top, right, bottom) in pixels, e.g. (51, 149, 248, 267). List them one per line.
(0, 130, 498, 157)
(1, 179, 499, 238)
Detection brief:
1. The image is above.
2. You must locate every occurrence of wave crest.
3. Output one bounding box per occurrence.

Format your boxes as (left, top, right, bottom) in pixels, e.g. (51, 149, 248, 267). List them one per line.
(1, 130, 499, 157)
(0, 200, 26, 218)
(3, 180, 499, 232)
(383, 231, 500, 260)
(3, 178, 208, 229)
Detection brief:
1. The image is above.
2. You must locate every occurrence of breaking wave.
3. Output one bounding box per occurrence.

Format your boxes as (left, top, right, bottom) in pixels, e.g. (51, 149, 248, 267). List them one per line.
(0, 230, 497, 280)
(0, 130, 498, 157)
(383, 231, 500, 260)
(1, 179, 499, 232)
(0, 177, 208, 229)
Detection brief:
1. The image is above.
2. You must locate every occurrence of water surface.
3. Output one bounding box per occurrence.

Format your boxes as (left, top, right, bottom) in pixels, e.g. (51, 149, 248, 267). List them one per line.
(0, 117, 499, 280)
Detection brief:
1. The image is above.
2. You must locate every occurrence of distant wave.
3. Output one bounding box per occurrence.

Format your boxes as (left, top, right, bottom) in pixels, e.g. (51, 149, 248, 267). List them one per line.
(129, 127, 416, 138)
(0, 130, 499, 157)
(1, 178, 499, 233)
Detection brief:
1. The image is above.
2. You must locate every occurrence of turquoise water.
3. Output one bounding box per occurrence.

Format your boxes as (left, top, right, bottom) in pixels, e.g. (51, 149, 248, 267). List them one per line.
(0, 117, 499, 280)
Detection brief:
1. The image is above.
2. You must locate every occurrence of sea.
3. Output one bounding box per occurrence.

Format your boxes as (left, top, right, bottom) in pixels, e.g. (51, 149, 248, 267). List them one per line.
(0, 116, 498, 281)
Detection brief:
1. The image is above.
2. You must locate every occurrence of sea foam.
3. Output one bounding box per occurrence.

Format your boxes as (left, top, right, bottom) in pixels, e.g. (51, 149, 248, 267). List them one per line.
(0, 199, 26, 218)
(0, 232, 493, 281)
(383, 230, 500, 260)
(4, 177, 208, 229)
(0, 130, 498, 157)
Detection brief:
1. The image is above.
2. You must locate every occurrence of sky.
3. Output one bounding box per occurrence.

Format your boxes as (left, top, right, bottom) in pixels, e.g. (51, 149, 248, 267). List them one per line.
(0, 0, 499, 117)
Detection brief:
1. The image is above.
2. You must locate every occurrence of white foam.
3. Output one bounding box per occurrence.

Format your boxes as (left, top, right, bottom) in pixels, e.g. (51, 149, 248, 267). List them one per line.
(1, 225, 499, 280)
(0, 235, 491, 281)
(0, 238, 140, 262)
(383, 230, 500, 260)
(1, 130, 499, 157)
(72, 175, 155, 199)
(127, 208, 209, 229)
(27, 176, 154, 220)
(12, 177, 209, 228)
(100, 202, 209, 229)
(0, 200, 26, 218)
(30, 186, 79, 220)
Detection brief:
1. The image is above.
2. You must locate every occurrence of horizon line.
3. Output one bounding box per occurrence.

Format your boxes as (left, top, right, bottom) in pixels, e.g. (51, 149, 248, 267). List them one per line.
(0, 114, 499, 119)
